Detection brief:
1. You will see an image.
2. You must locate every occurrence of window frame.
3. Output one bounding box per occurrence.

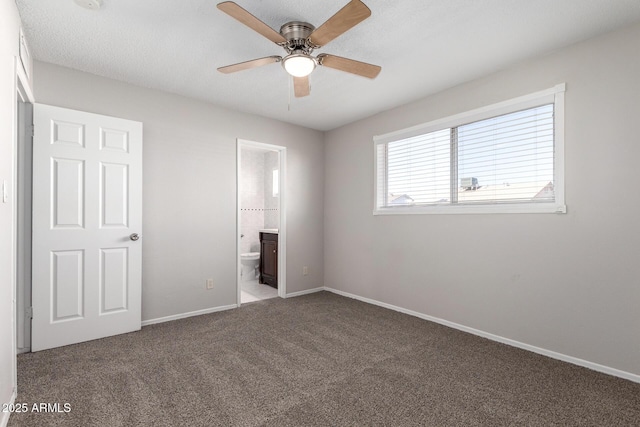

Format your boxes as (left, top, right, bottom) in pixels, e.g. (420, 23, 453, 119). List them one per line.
(373, 84, 566, 215)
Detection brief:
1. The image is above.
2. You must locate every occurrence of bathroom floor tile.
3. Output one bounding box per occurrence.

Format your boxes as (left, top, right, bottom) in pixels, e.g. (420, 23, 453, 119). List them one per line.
(241, 279, 278, 303)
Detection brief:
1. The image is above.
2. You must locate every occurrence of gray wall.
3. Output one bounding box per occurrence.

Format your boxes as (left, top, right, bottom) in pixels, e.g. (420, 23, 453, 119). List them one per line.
(324, 22, 640, 375)
(34, 61, 324, 321)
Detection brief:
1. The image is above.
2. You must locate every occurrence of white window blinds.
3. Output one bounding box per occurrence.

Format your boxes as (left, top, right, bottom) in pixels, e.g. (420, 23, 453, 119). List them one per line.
(457, 104, 554, 204)
(384, 128, 451, 206)
(374, 84, 565, 214)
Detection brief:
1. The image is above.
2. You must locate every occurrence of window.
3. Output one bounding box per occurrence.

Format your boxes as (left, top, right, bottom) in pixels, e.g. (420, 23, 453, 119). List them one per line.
(374, 84, 566, 214)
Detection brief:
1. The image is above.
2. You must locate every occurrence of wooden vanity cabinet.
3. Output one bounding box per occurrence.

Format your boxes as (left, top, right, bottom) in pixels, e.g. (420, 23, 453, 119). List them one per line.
(259, 232, 278, 288)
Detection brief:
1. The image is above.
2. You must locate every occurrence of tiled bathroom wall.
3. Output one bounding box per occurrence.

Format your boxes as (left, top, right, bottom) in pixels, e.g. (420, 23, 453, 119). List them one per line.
(264, 151, 280, 229)
(240, 147, 280, 254)
(241, 148, 265, 254)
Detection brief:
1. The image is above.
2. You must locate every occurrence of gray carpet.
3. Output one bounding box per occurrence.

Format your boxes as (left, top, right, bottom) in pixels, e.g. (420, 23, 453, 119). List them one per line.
(8, 292, 640, 426)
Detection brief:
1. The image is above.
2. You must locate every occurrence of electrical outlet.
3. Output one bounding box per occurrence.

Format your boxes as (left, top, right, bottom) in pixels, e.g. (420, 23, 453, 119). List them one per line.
(302, 266, 308, 276)
(206, 279, 214, 289)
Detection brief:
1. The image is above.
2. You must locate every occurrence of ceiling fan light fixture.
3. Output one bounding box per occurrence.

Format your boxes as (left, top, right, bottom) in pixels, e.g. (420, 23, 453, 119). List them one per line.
(282, 53, 316, 77)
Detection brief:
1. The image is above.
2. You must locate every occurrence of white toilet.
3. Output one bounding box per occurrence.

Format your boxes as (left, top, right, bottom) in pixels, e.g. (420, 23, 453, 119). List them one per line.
(240, 252, 260, 281)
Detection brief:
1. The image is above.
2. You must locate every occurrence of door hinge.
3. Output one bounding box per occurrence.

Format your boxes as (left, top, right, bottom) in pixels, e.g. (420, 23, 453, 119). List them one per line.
(31, 124, 35, 137)
(25, 306, 33, 319)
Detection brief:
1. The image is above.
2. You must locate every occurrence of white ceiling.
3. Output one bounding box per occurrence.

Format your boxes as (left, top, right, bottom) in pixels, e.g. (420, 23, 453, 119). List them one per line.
(16, 0, 640, 131)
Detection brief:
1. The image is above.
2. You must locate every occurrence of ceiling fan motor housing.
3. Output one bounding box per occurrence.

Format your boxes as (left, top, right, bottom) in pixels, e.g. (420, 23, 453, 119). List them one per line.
(280, 21, 315, 53)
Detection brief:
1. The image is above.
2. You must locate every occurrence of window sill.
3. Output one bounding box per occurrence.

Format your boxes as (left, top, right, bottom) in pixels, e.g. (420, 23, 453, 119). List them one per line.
(373, 203, 567, 215)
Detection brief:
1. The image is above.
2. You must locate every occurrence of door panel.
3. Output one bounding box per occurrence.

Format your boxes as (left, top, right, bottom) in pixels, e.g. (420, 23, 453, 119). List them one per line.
(101, 162, 128, 228)
(100, 247, 128, 313)
(51, 250, 84, 321)
(52, 120, 84, 147)
(32, 103, 142, 351)
(52, 158, 84, 228)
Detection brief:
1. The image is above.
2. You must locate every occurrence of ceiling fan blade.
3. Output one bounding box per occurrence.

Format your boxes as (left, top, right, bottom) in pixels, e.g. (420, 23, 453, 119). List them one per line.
(307, 0, 371, 48)
(217, 2, 287, 45)
(217, 56, 282, 74)
(318, 54, 381, 79)
(293, 76, 310, 97)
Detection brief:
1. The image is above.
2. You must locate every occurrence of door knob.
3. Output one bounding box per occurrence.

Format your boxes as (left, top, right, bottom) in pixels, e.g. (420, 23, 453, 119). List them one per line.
(130, 233, 140, 241)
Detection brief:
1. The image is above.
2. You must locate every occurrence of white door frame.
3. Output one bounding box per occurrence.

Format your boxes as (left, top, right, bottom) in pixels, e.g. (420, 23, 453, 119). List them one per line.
(236, 139, 287, 304)
(12, 57, 35, 404)
(15, 61, 34, 355)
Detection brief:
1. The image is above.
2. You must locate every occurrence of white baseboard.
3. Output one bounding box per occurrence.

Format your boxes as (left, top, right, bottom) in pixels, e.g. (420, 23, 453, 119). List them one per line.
(285, 287, 325, 298)
(1, 390, 17, 427)
(141, 287, 323, 327)
(324, 287, 640, 384)
(141, 304, 237, 327)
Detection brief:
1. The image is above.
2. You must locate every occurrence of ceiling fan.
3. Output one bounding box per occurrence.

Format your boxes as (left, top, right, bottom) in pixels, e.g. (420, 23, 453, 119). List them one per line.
(216, 0, 381, 97)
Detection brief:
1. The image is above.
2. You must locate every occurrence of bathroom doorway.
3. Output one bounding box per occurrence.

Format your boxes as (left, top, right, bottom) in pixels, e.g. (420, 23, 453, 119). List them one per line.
(236, 139, 286, 304)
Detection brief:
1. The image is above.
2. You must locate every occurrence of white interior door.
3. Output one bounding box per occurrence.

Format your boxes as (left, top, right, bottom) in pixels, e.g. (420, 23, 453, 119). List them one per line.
(31, 103, 142, 351)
